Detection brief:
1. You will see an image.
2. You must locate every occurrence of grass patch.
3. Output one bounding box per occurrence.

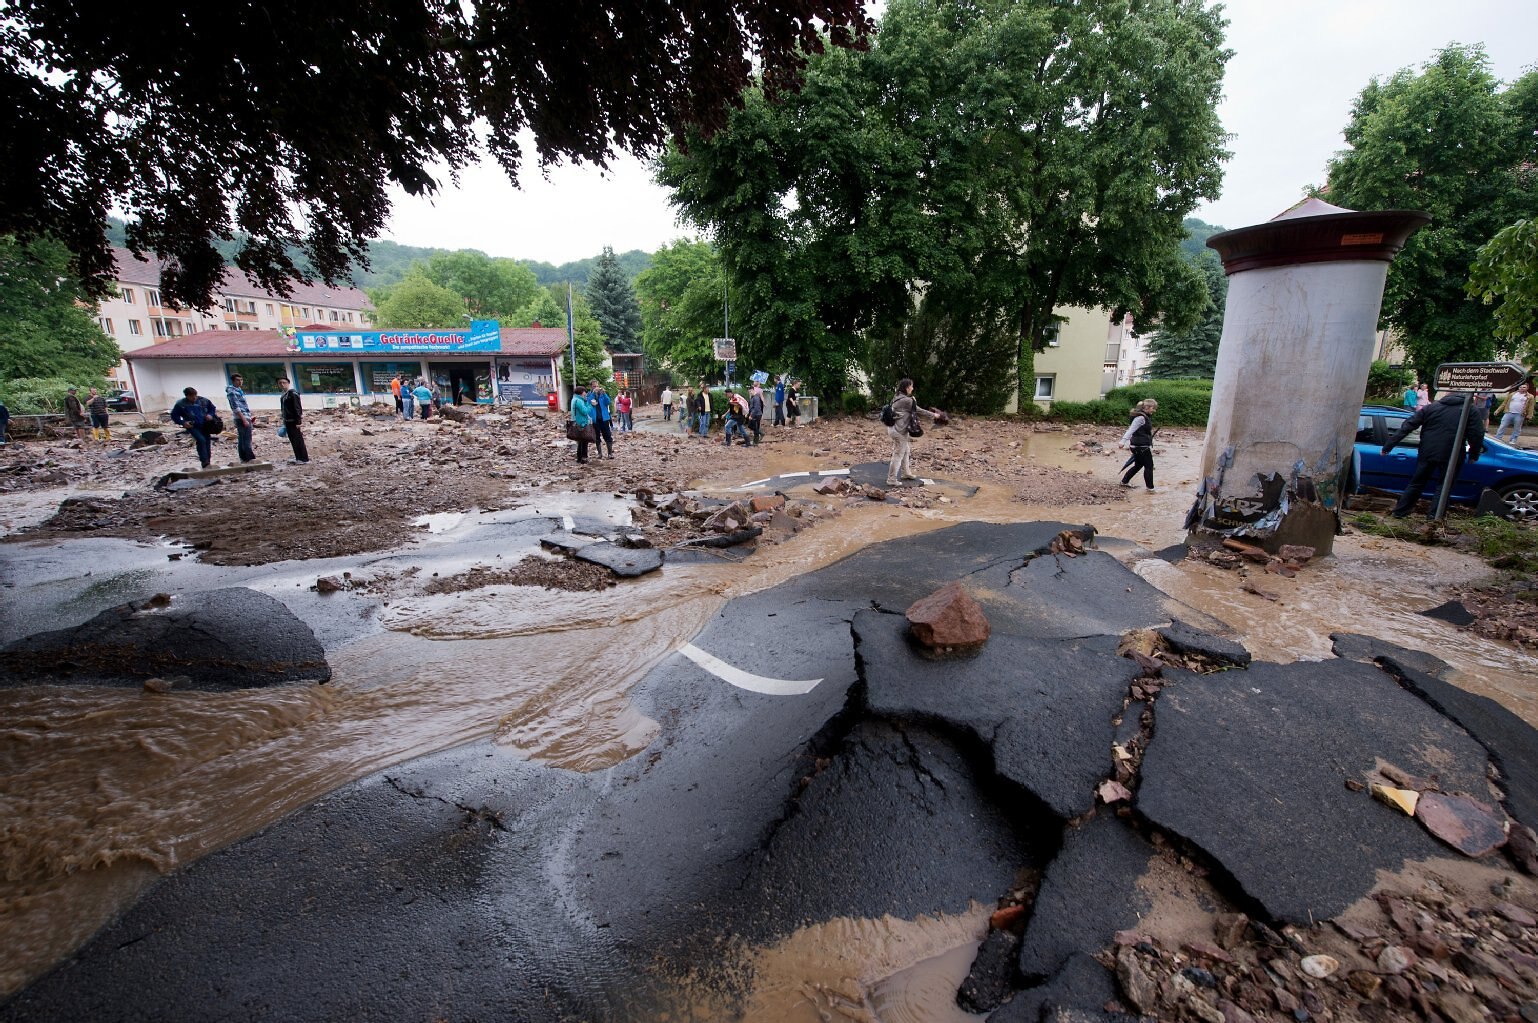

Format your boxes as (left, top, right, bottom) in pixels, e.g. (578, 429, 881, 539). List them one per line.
(1351, 511, 1538, 576)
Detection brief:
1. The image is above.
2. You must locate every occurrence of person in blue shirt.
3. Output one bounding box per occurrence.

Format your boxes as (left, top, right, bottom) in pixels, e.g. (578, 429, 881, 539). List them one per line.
(570, 384, 595, 464)
(170, 386, 218, 468)
(1402, 383, 1418, 410)
(412, 379, 433, 420)
(587, 378, 615, 458)
(0, 396, 9, 446)
(773, 375, 787, 427)
(225, 373, 257, 463)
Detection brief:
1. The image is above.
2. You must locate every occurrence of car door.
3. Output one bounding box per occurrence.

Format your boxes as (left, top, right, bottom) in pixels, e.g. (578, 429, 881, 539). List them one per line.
(1374, 413, 1424, 493)
(1356, 413, 1407, 492)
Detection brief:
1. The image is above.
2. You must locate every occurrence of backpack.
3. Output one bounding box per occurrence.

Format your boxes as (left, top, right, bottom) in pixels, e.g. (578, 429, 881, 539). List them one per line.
(880, 403, 897, 426)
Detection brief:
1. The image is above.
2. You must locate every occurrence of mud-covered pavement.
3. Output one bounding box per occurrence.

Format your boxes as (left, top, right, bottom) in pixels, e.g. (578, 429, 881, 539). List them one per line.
(4, 406, 1538, 1021)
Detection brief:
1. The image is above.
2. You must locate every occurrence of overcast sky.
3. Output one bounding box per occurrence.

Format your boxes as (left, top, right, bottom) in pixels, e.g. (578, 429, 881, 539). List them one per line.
(382, 0, 1538, 263)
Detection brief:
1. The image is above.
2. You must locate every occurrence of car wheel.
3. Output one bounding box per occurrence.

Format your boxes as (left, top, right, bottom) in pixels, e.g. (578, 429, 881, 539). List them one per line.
(1496, 482, 1538, 523)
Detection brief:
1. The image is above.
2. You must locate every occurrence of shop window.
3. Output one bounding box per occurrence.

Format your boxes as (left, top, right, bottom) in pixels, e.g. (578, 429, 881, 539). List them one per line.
(293, 362, 356, 394)
(360, 362, 424, 393)
(225, 363, 288, 394)
(1034, 375, 1055, 400)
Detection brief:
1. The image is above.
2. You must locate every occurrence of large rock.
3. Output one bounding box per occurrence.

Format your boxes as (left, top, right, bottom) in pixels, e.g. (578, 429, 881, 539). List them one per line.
(905, 581, 990, 649)
(0, 587, 330, 690)
(572, 542, 663, 577)
(1137, 658, 1492, 923)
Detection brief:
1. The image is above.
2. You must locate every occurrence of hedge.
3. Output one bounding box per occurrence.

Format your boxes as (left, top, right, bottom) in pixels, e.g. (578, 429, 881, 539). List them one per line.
(0, 376, 112, 415)
(1046, 379, 1213, 427)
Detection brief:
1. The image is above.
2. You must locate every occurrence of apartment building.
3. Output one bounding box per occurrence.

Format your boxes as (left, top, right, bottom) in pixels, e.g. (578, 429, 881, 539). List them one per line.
(96, 247, 372, 386)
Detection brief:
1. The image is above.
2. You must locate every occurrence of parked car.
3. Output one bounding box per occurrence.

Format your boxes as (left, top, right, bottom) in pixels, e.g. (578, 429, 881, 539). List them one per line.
(1354, 404, 1538, 521)
(106, 389, 137, 412)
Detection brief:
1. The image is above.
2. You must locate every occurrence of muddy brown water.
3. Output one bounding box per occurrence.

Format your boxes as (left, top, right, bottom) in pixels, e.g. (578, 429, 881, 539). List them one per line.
(2, 429, 1535, 1014)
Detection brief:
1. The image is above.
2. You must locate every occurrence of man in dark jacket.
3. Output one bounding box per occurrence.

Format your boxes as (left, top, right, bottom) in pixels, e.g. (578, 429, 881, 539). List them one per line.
(170, 386, 218, 468)
(277, 375, 310, 464)
(1383, 391, 1485, 517)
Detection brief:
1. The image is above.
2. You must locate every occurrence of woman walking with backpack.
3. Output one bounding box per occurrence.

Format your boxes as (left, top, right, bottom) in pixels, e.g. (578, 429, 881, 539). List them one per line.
(885, 378, 939, 487)
(1118, 399, 1159, 490)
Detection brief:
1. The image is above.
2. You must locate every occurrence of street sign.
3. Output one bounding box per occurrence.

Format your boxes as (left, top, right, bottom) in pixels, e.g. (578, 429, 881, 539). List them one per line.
(712, 337, 737, 361)
(1434, 361, 1528, 394)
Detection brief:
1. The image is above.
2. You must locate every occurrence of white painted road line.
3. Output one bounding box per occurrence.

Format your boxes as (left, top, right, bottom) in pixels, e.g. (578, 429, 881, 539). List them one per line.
(678, 643, 824, 696)
(819, 468, 851, 476)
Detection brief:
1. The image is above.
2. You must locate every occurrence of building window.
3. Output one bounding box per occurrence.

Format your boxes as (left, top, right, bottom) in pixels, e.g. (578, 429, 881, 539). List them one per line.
(1104, 342, 1120, 363)
(293, 362, 357, 394)
(329, 309, 340, 321)
(128, 319, 142, 335)
(302, 307, 311, 319)
(1034, 375, 1055, 400)
(146, 289, 160, 306)
(224, 297, 236, 312)
(1043, 324, 1061, 348)
(121, 288, 135, 304)
(360, 361, 424, 394)
(152, 319, 167, 337)
(265, 303, 275, 315)
(225, 363, 288, 394)
(99, 317, 113, 334)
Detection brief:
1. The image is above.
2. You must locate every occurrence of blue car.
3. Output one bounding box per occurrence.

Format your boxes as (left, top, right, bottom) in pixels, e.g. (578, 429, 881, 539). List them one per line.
(1354, 404, 1538, 521)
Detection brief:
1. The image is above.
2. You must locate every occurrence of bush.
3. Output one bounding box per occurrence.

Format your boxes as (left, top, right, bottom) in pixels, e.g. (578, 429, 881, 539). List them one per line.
(0, 376, 109, 415)
(841, 391, 871, 414)
(1365, 360, 1412, 403)
(1045, 379, 1213, 427)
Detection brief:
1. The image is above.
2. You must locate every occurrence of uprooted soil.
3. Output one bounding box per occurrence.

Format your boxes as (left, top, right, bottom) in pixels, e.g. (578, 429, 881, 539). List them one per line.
(0, 403, 1137, 565)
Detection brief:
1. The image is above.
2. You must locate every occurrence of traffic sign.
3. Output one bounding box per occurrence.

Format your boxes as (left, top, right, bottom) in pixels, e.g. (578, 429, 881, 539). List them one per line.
(1434, 361, 1528, 394)
(712, 337, 737, 361)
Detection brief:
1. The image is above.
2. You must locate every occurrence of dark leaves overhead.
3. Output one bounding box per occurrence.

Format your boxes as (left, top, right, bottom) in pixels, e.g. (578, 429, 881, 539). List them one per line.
(0, 0, 871, 309)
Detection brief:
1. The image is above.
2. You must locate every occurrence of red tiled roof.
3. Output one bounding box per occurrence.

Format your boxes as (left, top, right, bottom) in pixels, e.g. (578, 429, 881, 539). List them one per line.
(109, 248, 373, 310)
(124, 328, 570, 360)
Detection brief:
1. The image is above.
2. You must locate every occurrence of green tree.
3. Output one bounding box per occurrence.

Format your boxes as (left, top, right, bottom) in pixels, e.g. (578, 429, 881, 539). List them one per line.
(2, 1, 871, 308)
(1325, 45, 1538, 384)
(1146, 254, 1227, 379)
(659, 0, 1226, 411)
(370, 270, 466, 328)
(584, 246, 644, 351)
(1468, 219, 1538, 362)
(0, 235, 120, 380)
(634, 239, 729, 381)
(511, 285, 610, 388)
(423, 251, 540, 321)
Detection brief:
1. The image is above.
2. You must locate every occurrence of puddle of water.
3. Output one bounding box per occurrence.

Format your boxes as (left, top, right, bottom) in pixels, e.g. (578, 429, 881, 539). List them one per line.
(412, 510, 466, 533)
(680, 906, 989, 1023)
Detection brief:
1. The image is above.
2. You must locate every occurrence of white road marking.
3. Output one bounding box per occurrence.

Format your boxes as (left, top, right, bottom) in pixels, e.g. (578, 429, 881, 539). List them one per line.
(818, 468, 851, 476)
(679, 643, 823, 696)
(781, 471, 811, 478)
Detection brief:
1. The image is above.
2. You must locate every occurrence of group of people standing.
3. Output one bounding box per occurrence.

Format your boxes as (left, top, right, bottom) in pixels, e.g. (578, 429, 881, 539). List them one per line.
(167, 374, 308, 469)
(63, 386, 113, 443)
(390, 374, 444, 422)
(568, 378, 620, 463)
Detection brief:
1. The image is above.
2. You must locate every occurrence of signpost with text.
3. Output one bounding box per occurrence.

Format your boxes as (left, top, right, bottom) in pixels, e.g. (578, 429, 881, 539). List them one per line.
(1434, 361, 1527, 395)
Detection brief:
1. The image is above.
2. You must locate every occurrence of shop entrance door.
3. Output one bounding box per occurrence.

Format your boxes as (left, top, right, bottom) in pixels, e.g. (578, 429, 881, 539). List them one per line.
(430, 363, 483, 405)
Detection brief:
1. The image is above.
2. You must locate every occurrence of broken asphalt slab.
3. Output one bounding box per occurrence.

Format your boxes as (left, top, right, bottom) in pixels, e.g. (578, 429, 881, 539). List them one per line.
(0, 586, 329, 690)
(1137, 657, 1494, 924)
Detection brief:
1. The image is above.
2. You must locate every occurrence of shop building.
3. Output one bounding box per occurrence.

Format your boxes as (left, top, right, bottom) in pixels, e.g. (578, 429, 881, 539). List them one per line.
(123, 326, 570, 413)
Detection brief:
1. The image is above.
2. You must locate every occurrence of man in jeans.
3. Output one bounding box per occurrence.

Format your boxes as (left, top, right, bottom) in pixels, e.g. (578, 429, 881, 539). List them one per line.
(1494, 382, 1532, 444)
(225, 373, 257, 463)
(696, 380, 712, 439)
(277, 375, 310, 463)
(170, 386, 217, 469)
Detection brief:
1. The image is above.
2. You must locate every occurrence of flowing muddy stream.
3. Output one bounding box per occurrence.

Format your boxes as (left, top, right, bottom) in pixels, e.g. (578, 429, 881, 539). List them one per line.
(2, 428, 1535, 1016)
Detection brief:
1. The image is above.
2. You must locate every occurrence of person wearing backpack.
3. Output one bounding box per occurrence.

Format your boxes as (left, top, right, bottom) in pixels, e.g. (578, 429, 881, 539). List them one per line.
(885, 377, 938, 487)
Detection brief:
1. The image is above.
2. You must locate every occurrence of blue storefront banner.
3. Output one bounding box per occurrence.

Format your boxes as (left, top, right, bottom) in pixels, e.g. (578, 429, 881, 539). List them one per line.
(296, 320, 500, 354)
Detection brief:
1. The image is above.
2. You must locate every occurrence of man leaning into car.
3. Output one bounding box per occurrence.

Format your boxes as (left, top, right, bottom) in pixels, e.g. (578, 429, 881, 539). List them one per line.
(1382, 390, 1486, 518)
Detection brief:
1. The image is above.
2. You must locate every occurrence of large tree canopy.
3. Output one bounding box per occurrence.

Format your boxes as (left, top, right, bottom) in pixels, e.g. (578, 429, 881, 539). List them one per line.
(0, 0, 871, 310)
(635, 239, 732, 383)
(370, 270, 467, 329)
(659, 0, 1227, 410)
(0, 235, 120, 381)
(1468, 219, 1538, 363)
(1325, 45, 1538, 384)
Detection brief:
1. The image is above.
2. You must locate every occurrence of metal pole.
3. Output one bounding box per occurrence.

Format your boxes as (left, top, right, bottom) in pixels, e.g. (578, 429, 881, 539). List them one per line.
(1430, 393, 1474, 522)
